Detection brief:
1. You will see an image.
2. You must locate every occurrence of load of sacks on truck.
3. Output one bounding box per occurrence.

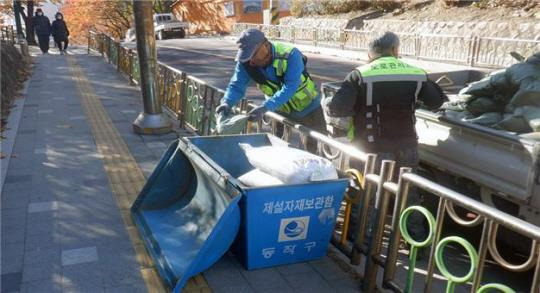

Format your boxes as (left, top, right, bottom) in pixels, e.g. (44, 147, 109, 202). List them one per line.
(440, 52, 540, 139)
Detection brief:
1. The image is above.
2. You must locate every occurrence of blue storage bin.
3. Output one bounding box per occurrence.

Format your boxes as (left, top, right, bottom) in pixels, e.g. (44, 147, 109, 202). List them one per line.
(132, 134, 348, 291)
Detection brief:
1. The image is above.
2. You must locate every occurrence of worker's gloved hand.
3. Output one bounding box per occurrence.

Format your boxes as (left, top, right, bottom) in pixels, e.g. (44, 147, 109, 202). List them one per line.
(215, 104, 231, 116)
(248, 105, 268, 122)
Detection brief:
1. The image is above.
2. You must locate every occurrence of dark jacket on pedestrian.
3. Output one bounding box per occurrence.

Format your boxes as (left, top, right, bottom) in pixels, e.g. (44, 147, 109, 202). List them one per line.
(51, 13, 69, 41)
(33, 12, 51, 36)
(324, 55, 445, 152)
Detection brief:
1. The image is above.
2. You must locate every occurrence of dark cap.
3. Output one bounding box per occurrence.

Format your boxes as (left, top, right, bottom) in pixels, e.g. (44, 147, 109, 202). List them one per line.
(235, 29, 266, 62)
(36, 8, 43, 12)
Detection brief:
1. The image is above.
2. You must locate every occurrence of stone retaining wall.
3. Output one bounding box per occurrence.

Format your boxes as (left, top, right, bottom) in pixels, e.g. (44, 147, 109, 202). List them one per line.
(280, 17, 540, 40)
(362, 20, 540, 40)
(280, 17, 349, 29)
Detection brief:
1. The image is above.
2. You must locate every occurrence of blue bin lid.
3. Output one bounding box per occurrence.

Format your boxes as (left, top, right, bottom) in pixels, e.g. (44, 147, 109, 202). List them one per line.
(131, 139, 243, 292)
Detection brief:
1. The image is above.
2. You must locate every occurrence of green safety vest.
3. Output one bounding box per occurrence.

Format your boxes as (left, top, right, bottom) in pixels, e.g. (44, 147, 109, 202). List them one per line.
(347, 56, 427, 141)
(256, 42, 318, 114)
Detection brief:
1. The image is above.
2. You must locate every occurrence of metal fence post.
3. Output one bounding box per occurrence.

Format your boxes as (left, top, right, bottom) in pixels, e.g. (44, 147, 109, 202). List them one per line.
(351, 154, 377, 265)
(100, 34, 104, 57)
(383, 167, 413, 285)
(313, 28, 318, 46)
(105, 37, 109, 61)
(116, 42, 121, 72)
(470, 219, 491, 291)
(339, 29, 345, 50)
(178, 72, 188, 128)
(291, 26, 296, 44)
(363, 160, 396, 292)
(469, 36, 479, 67)
(415, 34, 420, 59)
(128, 49, 135, 85)
(422, 196, 447, 292)
(108, 38, 112, 64)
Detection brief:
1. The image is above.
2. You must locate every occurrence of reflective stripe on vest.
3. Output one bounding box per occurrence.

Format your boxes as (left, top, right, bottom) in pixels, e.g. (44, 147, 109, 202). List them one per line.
(356, 56, 427, 106)
(348, 56, 427, 141)
(254, 42, 318, 114)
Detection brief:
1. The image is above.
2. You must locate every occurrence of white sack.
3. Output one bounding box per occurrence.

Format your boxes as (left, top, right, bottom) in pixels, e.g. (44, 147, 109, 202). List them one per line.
(238, 169, 284, 187)
(239, 143, 338, 184)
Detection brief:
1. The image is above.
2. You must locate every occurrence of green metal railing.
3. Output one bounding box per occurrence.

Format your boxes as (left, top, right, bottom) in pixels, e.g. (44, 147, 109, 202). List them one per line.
(256, 112, 537, 293)
(88, 31, 540, 292)
(232, 23, 540, 69)
(88, 32, 222, 135)
(0, 25, 16, 45)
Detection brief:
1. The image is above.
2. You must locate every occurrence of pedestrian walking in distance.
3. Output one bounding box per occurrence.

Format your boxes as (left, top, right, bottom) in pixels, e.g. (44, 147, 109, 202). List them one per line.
(51, 12, 70, 55)
(33, 8, 51, 54)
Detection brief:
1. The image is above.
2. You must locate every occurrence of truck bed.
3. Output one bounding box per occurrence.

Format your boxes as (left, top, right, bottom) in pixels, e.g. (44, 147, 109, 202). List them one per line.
(416, 109, 539, 204)
(321, 69, 540, 205)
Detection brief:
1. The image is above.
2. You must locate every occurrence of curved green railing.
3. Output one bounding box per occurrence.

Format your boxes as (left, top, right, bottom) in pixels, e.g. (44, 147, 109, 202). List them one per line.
(435, 236, 478, 293)
(399, 206, 436, 292)
(399, 206, 516, 293)
(131, 55, 140, 84)
(476, 283, 515, 293)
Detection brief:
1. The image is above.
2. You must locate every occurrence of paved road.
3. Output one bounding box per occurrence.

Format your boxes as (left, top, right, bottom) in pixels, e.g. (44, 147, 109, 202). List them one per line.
(125, 37, 474, 101)
(125, 37, 362, 101)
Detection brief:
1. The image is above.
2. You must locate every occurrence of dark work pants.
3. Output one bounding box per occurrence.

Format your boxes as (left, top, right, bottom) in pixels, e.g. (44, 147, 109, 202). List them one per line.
(37, 35, 50, 53)
(55, 38, 68, 51)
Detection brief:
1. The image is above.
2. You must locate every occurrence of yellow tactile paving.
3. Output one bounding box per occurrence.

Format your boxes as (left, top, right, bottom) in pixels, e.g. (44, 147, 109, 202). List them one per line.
(66, 55, 211, 293)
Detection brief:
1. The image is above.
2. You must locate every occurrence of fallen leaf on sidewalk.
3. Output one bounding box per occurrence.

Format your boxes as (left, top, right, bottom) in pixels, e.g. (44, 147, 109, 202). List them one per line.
(57, 124, 73, 129)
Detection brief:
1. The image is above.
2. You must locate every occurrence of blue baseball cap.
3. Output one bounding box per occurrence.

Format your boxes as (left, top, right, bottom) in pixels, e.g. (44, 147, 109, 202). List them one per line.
(235, 29, 267, 62)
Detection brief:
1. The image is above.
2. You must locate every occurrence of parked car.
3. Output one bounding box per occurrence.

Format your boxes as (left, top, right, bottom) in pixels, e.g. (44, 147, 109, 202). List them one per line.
(154, 13, 188, 40)
(124, 13, 189, 42)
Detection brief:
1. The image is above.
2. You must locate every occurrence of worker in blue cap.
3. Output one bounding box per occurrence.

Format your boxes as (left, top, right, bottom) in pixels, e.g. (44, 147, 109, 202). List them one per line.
(216, 28, 325, 149)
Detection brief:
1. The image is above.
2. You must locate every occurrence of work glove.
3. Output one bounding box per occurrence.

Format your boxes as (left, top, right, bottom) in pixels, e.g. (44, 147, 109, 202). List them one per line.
(247, 105, 268, 122)
(215, 104, 231, 116)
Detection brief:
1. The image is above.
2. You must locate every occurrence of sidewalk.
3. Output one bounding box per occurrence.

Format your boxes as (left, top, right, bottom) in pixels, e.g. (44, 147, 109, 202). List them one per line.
(1, 48, 359, 292)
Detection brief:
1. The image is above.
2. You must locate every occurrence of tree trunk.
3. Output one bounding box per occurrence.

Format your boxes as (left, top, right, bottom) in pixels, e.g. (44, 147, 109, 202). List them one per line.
(14, 1, 25, 39)
(25, 0, 37, 45)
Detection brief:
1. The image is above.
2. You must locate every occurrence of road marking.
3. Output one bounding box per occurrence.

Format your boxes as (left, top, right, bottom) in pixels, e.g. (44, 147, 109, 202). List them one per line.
(66, 55, 211, 292)
(158, 45, 337, 82)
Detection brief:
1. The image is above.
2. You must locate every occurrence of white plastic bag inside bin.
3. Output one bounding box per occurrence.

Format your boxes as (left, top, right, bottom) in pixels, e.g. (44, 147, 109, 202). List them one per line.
(238, 169, 284, 187)
(239, 143, 338, 184)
